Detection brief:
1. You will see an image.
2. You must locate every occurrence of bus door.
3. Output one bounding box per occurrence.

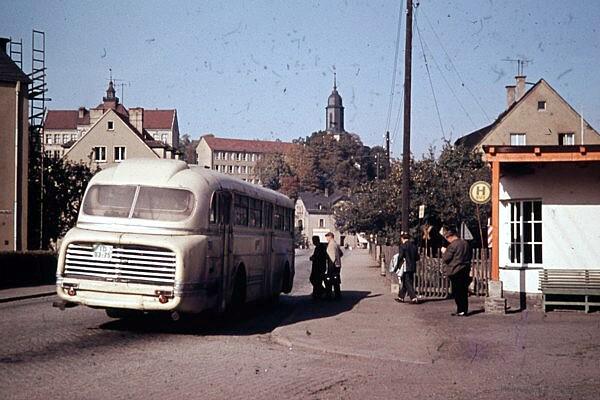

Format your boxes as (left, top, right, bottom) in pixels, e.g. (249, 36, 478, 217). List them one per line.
(218, 191, 232, 311)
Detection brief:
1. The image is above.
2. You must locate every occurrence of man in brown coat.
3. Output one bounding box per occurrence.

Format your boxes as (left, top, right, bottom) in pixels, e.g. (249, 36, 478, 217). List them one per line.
(442, 229, 472, 316)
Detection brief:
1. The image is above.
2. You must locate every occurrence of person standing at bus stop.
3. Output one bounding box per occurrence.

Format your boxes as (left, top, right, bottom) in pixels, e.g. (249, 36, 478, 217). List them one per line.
(324, 232, 343, 300)
(309, 235, 327, 299)
(394, 232, 420, 304)
(442, 228, 472, 316)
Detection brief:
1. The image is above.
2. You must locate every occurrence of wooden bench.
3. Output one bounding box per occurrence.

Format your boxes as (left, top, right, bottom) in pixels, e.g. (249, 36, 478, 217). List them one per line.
(539, 269, 600, 313)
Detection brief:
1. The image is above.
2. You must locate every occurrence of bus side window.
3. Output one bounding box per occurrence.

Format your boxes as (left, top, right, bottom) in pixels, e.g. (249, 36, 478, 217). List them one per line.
(264, 203, 273, 229)
(209, 193, 218, 224)
(234, 194, 249, 226)
(219, 192, 231, 225)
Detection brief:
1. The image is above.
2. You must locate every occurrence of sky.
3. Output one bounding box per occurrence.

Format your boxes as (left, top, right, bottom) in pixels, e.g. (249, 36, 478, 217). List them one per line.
(3, 0, 600, 157)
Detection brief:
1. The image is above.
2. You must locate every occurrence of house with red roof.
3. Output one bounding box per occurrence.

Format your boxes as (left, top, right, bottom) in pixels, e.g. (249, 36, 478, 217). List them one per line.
(196, 134, 293, 184)
(43, 80, 180, 165)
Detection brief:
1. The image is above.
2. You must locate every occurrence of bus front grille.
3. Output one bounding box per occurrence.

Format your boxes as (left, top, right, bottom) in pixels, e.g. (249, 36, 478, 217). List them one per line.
(64, 243, 176, 286)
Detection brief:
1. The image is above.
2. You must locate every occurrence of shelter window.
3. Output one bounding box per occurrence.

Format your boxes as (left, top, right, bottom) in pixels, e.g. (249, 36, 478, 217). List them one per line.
(508, 200, 542, 265)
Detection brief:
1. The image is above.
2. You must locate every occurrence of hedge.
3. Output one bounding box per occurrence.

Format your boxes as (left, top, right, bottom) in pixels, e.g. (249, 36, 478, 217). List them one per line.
(0, 251, 57, 289)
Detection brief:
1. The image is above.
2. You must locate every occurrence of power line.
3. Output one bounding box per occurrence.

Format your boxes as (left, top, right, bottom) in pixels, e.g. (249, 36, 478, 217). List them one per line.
(421, 9, 490, 121)
(385, 1, 404, 134)
(415, 11, 445, 140)
(417, 27, 478, 130)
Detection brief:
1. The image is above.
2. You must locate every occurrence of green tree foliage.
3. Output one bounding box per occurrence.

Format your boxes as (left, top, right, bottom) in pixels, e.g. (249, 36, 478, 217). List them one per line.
(28, 155, 95, 249)
(258, 131, 380, 197)
(335, 142, 491, 244)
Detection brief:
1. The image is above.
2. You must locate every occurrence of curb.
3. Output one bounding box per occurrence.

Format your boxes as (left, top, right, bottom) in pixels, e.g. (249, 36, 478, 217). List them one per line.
(0, 291, 56, 304)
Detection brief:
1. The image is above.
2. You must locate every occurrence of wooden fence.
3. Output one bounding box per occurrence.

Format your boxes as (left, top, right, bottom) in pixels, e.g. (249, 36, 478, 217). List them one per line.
(374, 244, 490, 298)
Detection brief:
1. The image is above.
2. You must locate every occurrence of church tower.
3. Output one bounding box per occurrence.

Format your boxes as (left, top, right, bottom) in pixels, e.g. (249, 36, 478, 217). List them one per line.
(325, 73, 344, 133)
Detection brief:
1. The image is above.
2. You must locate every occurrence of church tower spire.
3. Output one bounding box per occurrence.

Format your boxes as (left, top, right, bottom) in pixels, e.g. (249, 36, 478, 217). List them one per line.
(326, 73, 344, 133)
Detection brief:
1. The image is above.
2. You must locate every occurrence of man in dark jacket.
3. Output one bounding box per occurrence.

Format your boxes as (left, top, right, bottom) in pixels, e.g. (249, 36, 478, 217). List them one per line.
(309, 236, 327, 299)
(442, 229, 472, 316)
(394, 232, 420, 304)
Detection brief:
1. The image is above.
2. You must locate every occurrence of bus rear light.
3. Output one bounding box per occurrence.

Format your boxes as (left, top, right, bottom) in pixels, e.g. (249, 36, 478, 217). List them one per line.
(67, 287, 77, 296)
(155, 290, 173, 304)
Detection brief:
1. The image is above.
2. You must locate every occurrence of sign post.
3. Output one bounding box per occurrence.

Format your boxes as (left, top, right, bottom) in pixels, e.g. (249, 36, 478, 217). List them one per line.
(469, 181, 491, 250)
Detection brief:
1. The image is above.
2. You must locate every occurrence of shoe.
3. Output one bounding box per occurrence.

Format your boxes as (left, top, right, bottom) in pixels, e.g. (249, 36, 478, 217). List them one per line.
(451, 312, 466, 317)
(394, 298, 405, 303)
(411, 298, 419, 304)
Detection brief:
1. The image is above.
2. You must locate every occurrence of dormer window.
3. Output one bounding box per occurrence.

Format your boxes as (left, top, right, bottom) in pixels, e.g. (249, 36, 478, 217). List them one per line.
(537, 101, 546, 111)
(107, 120, 114, 130)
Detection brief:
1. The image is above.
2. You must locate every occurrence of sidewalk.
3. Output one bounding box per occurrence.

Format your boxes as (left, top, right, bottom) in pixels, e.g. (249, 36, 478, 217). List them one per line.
(0, 285, 56, 303)
(271, 249, 600, 373)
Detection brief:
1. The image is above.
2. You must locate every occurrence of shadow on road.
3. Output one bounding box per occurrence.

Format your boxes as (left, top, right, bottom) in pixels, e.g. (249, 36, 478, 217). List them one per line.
(98, 290, 373, 336)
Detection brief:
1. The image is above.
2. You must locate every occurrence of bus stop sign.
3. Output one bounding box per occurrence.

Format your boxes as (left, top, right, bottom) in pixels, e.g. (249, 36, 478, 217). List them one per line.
(469, 181, 491, 204)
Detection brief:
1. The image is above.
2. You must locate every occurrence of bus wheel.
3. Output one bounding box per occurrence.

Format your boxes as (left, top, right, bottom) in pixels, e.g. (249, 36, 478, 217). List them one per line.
(229, 266, 246, 312)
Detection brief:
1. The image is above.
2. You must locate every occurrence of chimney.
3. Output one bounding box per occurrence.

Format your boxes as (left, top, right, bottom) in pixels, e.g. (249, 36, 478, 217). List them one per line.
(129, 107, 144, 133)
(515, 75, 526, 101)
(0, 38, 9, 55)
(506, 85, 516, 108)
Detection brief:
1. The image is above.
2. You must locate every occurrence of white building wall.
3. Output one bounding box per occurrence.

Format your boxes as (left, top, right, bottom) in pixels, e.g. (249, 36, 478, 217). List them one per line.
(195, 139, 213, 169)
(498, 163, 600, 293)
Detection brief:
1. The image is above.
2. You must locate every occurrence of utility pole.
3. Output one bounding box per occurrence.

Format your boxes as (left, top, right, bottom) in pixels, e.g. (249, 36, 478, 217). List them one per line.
(385, 130, 390, 178)
(401, 0, 413, 233)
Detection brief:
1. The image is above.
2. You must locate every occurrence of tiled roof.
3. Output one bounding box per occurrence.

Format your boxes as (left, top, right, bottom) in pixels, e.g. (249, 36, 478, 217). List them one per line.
(45, 110, 90, 129)
(202, 134, 293, 154)
(94, 102, 129, 118)
(0, 50, 30, 84)
(297, 191, 347, 214)
(144, 109, 175, 129)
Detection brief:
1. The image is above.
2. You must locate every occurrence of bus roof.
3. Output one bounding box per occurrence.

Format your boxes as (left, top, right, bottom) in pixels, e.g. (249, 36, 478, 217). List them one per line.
(89, 158, 294, 208)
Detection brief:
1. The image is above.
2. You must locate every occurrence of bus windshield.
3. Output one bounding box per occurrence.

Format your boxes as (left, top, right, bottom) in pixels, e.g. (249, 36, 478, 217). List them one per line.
(82, 185, 195, 222)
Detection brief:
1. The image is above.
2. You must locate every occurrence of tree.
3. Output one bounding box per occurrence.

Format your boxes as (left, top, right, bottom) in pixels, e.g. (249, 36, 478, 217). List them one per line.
(28, 155, 95, 249)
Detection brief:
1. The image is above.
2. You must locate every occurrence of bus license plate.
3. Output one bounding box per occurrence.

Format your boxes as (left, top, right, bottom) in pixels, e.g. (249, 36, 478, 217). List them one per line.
(93, 244, 113, 260)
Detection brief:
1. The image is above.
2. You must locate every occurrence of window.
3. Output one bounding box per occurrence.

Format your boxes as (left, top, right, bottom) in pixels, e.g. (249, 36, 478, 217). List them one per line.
(297, 219, 303, 229)
(264, 203, 273, 228)
(234, 165, 240, 173)
(252, 153, 257, 162)
(53, 150, 61, 158)
(509, 200, 542, 265)
(107, 121, 114, 130)
(237, 153, 242, 161)
(228, 165, 233, 173)
(54, 134, 60, 143)
(63, 134, 69, 144)
(234, 195, 249, 226)
(224, 152, 229, 160)
(153, 134, 160, 141)
(46, 135, 53, 145)
(249, 198, 262, 228)
(558, 133, 575, 146)
(210, 191, 231, 224)
(161, 133, 168, 143)
(537, 101, 546, 111)
(241, 166, 247, 174)
(216, 152, 222, 160)
(93, 146, 107, 162)
(245, 153, 250, 161)
(114, 146, 126, 162)
(71, 134, 77, 141)
(510, 133, 526, 146)
(319, 218, 324, 228)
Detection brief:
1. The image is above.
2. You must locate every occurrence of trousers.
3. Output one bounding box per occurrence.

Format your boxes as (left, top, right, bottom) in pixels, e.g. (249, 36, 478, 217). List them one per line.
(449, 267, 470, 314)
(399, 271, 416, 300)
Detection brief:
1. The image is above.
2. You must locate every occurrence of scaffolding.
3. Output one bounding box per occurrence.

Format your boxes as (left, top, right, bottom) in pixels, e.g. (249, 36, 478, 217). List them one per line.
(9, 37, 23, 70)
(28, 30, 49, 249)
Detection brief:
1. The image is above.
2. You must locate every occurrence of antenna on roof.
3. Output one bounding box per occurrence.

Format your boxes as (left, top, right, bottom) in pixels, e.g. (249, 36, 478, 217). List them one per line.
(501, 57, 532, 76)
(106, 69, 131, 104)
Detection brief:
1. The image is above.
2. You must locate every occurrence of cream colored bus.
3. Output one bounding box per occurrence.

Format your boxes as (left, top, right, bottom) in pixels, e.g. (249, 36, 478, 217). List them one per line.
(56, 159, 295, 319)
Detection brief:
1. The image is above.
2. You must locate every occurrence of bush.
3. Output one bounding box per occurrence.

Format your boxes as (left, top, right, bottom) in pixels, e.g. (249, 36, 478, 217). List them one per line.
(0, 251, 57, 289)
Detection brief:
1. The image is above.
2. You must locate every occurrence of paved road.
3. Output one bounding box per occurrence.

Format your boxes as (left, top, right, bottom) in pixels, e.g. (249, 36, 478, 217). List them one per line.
(0, 250, 351, 400)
